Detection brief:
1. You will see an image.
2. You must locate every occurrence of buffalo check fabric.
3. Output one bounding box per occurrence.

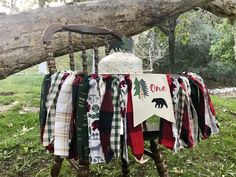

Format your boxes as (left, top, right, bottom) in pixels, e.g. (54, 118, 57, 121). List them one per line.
(54, 72, 75, 157)
(43, 71, 65, 147)
(110, 76, 121, 158)
(119, 76, 129, 162)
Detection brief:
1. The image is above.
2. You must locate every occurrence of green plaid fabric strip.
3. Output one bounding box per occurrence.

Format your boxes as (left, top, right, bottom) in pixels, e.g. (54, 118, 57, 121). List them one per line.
(43, 71, 65, 147)
(110, 76, 121, 158)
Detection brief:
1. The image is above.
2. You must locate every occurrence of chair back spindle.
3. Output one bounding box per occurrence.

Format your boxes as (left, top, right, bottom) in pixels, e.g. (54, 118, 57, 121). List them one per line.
(44, 41, 57, 74)
(93, 36, 99, 74)
(68, 32, 75, 71)
(80, 34, 88, 74)
(43, 24, 123, 74)
(105, 37, 110, 56)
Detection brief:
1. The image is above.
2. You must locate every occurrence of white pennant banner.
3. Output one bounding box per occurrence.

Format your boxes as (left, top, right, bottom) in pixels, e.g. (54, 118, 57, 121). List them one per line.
(130, 74, 175, 127)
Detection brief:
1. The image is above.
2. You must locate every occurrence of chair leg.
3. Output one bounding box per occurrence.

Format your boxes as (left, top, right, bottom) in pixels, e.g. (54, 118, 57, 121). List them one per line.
(120, 135, 129, 177)
(121, 157, 129, 177)
(76, 160, 89, 177)
(51, 156, 64, 177)
(150, 140, 169, 177)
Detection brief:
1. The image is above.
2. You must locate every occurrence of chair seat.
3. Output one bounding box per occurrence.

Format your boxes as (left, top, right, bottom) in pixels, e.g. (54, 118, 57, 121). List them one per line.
(142, 123, 160, 140)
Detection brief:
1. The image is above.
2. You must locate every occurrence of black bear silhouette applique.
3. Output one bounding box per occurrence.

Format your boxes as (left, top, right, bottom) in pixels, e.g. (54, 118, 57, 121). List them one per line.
(152, 98, 168, 108)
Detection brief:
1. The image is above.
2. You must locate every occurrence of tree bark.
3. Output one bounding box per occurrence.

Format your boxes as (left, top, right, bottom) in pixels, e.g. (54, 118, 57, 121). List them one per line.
(203, 0, 236, 22)
(168, 17, 178, 73)
(0, 0, 215, 79)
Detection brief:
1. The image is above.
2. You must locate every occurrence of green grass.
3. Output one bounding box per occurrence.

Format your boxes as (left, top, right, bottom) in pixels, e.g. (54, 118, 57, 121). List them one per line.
(0, 75, 235, 177)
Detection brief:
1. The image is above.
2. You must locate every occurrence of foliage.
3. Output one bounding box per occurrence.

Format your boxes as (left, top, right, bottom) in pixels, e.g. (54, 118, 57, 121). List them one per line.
(147, 10, 236, 78)
(172, 11, 220, 70)
(0, 75, 236, 177)
(210, 19, 236, 65)
(193, 60, 236, 88)
(133, 29, 168, 71)
(134, 10, 224, 73)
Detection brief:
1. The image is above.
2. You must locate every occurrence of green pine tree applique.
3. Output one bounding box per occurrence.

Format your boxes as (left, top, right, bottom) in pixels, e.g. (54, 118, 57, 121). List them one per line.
(140, 79, 149, 98)
(133, 77, 149, 100)
(133, 77, 140, 97)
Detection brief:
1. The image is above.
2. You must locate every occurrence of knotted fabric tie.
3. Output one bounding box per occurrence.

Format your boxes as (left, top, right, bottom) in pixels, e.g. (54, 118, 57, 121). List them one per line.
(110, 76, 121, 158)
(54, 72, 75, 157)
(39, 74, 51, 143)
(99, 76, 114, 163)
(119, 76, 129, 162)
(75, 75, 90, 161)
(43, 71, 65, 147)
(126, 76, 144, 160)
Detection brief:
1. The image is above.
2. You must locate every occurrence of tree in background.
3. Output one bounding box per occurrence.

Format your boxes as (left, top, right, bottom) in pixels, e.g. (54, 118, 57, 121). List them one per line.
(133, 28, 168, 72)
(133, 10, 220, 73)
(163, 10, 221, 72)
(133, 9, 236, 86)
(210, 19, 235, 65)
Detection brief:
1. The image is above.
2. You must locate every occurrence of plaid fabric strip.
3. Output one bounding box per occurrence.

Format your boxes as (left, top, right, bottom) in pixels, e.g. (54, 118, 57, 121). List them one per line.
(190, 100, 199, 145)
(182, 76, 199, 146)
(159, 74, 176, 150)
(43, 71, 65, 147)
(110, 76, 121, 158)
(126, 77, 144, 160)
(119, 76, 129, 162)
(170, 76, 180, 151)
(54, 73, 75, 157)
(184, 72, 219, 135)
(176, 86, 185, 149)
(39, 74, 51, 143)
(184, 79, 195, 147)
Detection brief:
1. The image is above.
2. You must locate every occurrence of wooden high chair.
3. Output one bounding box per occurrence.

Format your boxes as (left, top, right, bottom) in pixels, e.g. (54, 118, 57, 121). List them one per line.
(42, 23, 169, 177)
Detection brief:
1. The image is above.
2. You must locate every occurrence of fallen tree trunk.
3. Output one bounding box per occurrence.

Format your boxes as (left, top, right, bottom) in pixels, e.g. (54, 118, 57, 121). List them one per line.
(0, 0, 220, 79)
(203, 0, 236, 21)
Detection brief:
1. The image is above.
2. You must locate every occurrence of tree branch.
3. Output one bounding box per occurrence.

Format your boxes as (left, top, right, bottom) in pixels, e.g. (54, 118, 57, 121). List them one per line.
(203, 0, 236, 22)
(0, 0, 214, 79)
